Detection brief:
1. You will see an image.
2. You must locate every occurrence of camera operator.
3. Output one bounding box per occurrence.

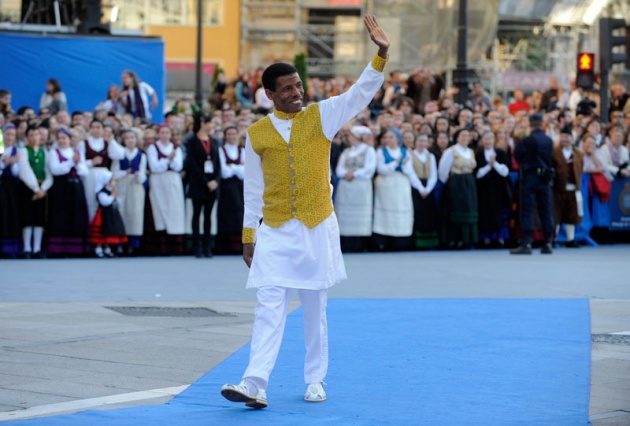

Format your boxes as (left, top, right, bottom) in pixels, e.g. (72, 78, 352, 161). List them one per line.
(511, 113, 555, 255)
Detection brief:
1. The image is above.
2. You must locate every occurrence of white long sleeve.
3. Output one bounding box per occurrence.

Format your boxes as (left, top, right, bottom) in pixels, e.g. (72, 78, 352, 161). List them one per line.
(112, 150, 147, 183)
(319, 61, 385, 141)
(377, 147, 422, 191)
(412, 151, 438, 192)
(219, 145, 245, 180)
(376, 148, 401, 176)
(135, 153, 148, 183)
(335, 150, 350, 178)
(47, 148, 88, 177)
(476, 149, 509, 177)
(243, 59, 385, 231)
(17, 147, 53, 192)
(243, 136, 264, 230)
(336, 144, 376, 180)
(401, 156, 423, 192)
(97, 191, 115, 207)
(438, 148, 454, 183)
(0, 148, 19, 177)
(147, 142, 183, 173)
(107, 138, 125, 161)
(77, 137, 124, 167)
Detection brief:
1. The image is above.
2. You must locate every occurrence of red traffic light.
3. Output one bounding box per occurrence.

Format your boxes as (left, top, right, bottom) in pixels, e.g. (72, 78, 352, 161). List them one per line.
(578, 53, 594, 71)
(576, 52, 595, 89)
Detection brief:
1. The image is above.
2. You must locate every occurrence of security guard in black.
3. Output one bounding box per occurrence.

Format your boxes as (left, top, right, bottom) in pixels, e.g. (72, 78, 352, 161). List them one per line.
(512, 113, 554, 254)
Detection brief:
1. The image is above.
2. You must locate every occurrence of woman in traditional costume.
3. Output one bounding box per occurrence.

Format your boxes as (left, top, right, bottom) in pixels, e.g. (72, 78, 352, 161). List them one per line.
(0, 124, 21, 257)
(146, 125, 185, 255)
(474, 130, 511, 247)
(46, 128, 89, 256)
(410, 133, 439, 249)
(111, 129, 147, 255)
(372, 128, 422, 250)
(334, 125, 376, 252)
(438, 128, 478, 248)
(76, 119, 124, 221)
(216, 126, 244, 254)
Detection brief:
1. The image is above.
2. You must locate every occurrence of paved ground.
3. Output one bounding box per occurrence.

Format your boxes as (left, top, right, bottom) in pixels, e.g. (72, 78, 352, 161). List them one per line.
(0, 246, 629, 424)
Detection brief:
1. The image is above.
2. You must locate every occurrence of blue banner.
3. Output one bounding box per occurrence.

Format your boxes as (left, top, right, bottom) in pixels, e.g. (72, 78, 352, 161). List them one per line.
(609, 177, 630, 231)
(0, 32, 165, 121)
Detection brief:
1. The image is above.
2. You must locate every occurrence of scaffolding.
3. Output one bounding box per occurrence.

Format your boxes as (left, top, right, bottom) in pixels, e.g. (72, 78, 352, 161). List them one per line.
(240, 0, 499, 78)
(240, 0, 367, 78)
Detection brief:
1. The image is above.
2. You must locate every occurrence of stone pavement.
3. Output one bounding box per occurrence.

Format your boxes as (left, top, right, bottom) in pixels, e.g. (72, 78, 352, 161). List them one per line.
(0, 246, 629, 424)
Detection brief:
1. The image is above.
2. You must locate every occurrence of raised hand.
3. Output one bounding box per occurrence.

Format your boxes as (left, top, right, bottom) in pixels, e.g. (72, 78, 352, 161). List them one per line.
(363, 14, 390, 58)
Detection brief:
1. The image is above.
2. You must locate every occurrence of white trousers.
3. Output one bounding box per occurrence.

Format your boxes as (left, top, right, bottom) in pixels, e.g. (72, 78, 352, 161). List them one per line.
(243, 286, 328, 387)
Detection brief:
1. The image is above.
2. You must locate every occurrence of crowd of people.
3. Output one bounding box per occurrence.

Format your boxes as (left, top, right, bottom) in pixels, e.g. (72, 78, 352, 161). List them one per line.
(1, 67, 630, 259)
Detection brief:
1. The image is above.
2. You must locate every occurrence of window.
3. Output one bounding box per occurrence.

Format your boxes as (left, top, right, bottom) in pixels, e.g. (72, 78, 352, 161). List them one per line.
(110, 0, 223, 30)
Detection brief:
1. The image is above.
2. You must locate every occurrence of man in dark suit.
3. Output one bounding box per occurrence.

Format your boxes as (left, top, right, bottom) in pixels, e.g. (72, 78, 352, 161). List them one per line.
(185, 114, 221, 258)
(511, 113, 555, 254)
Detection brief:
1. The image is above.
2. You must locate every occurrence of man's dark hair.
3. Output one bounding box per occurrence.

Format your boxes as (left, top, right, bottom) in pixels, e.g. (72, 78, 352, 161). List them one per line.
(26, 125, 39, 135)
(262, 63, 298, 92)
(529, 113, 543, 128)
(71, 111, 83, 118)
(0, 89, 9, 98)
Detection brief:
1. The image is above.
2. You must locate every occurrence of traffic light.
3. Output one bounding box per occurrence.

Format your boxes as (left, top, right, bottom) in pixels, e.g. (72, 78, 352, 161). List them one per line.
(576, 52, 595, 89)
(599, 18, 627, 74)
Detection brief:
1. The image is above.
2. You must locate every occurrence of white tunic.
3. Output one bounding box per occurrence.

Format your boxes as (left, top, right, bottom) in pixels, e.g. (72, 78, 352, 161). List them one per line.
(244, 60, 385, 290)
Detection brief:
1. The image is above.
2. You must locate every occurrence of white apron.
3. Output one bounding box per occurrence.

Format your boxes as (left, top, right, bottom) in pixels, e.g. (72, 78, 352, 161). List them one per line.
(117, 174, 145, 236)
(149, 171, 185, 235)
(335, 178, 373, 236)
(83, 166, 107, 221)
(372, 172, 413, 237)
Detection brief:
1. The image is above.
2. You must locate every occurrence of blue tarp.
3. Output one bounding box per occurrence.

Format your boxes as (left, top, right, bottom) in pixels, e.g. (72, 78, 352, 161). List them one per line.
(0, 32, 165, 121)
(7, 299, 591, 425)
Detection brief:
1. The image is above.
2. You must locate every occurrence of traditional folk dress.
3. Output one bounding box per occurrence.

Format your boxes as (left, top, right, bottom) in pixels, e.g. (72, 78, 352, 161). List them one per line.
(77, 136, 124, 221)
(552, 145, 583, 240)
(372, 146, 422, 251)
(411, 149, 439, 249)
(438, 144, 479, 245)
(111, 148, 147, 249)
(216, 143, 245, 254)
(474, 148, 512, 243)
(89, 171, 127, 246)
(18, 145, 53, 255)
(0, 145, 21, 256)
(240, 55, 387, 387)
(46, 147, 89, 255)
(146, 141, 185, 254)
(334, 142, 376, 252)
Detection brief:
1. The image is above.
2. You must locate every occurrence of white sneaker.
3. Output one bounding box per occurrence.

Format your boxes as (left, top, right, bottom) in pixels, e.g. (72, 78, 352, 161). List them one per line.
(304, 382, 326, 402)
(221, 380, 268, 409)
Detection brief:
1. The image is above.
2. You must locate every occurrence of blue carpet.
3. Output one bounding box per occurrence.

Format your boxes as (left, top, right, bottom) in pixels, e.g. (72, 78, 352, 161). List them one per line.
(9, 299, 591, 425)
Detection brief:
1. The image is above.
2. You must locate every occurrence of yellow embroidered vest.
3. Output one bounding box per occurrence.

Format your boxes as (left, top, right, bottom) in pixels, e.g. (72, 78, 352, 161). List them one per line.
(247, 104, 333, 230)
(450, 147, 476, 175)
(412, 151, 430, 179)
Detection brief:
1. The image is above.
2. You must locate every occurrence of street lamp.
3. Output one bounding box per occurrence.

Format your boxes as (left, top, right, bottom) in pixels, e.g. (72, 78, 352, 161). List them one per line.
(195, 0, 203, 107)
